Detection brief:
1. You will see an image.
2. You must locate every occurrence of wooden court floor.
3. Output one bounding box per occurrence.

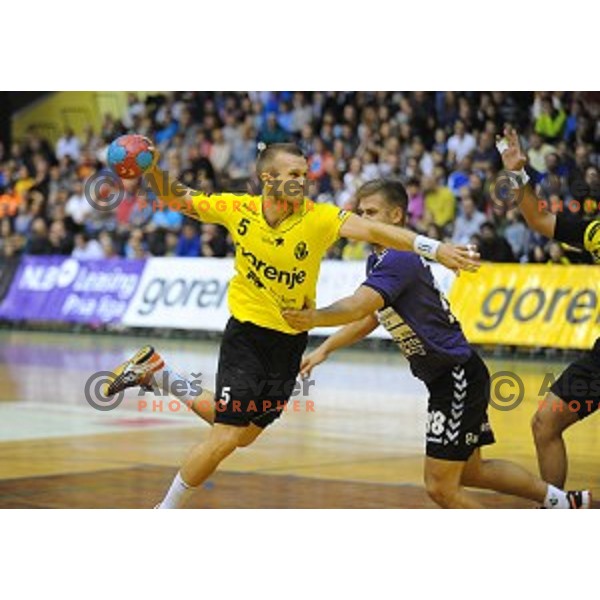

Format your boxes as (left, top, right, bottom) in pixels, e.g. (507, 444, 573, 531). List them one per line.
(0, 330, 598, 508)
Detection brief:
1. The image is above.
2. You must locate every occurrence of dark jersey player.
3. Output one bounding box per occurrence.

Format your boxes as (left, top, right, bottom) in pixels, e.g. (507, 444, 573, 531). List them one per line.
(282, 179, 590, 508)
(497, 125, 600, 488)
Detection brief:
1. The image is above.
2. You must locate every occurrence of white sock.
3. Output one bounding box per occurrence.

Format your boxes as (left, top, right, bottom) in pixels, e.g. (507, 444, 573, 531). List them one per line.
(543, 484, 569, 509)
(158, 472, 195, 509)
(150, 365, 205, 405)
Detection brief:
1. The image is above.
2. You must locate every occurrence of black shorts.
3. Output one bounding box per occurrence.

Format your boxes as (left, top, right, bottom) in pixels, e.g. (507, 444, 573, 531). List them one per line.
(215, 317, 308, 428)
(425, 352, 495, 461)
(550, 338, 600, 420)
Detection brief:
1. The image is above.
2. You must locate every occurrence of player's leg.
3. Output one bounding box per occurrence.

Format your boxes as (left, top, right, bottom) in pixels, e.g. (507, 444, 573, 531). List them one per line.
(181, 423, 263, 485)
(105, 344, 216, 424)
(530, 347, 600, 487)
(461, 448, 543, 502)
(158, 423, 264, 509)
(424, 456, 484, 508)
(424, 357, 490, 508)
(424, 352, 589, 508)
(157, 318, 308, 509)
(531, 391, 579, 487)
(457, 353, 591, 507)
(461, 447, 590, 508)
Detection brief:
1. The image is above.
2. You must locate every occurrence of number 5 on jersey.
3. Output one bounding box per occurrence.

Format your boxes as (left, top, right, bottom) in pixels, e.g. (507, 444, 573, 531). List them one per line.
(219, 386, 231, 406)
(237, 218, 250, 236)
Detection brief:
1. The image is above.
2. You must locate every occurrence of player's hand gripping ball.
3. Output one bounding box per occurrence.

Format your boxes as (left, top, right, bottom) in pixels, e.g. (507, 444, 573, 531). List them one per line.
(107, 134, 156, 179)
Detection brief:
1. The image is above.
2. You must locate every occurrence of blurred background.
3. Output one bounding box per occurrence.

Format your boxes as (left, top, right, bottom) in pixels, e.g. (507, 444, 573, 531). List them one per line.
(1, 91, 599, 265)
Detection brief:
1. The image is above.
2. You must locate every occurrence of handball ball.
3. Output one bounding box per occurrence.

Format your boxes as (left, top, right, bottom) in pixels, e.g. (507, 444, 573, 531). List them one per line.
(107, 134, 156, 179)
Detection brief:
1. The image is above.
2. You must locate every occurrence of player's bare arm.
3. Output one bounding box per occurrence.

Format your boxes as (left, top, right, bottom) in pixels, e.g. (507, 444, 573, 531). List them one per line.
(144, 163, 204, 221)
(496, 125, 556, 238)
(298, 314, 380, 378)
(498, 125, 600, 260)
(338, 213, 480, 273)
(283, 286, 384, 331)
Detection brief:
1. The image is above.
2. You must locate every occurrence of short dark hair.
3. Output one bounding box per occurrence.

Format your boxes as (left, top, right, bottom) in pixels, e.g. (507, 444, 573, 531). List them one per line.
(355, 179, 409, 214)
(255, 143, 305, 176)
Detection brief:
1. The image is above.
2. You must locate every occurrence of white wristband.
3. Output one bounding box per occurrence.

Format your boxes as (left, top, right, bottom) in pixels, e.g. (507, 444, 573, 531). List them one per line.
(414, 235, 441, 261)
(507, 168, 530, 187)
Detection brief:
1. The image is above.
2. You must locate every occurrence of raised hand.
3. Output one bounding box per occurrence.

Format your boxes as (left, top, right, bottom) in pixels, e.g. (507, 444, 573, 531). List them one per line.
(497, 125, 527, 171)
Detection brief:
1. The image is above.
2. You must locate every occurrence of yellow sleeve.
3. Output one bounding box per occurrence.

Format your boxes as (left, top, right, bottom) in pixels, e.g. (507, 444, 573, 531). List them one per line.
(312, 202, 352, 249)
(190, 192, 253, 227)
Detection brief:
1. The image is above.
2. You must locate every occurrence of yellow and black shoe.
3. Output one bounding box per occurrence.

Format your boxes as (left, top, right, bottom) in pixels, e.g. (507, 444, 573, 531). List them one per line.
(104, 345, 165, 396)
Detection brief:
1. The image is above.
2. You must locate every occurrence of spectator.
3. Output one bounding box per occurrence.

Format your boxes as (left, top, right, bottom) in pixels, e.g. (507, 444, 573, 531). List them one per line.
(410, 138, 434, 177)
(129, 191, 154, 229)
(479, 221, 515, 263)
(343, 157, 364, 198)
(25, 218, 52, 255)
(406, 178, 425, 229)
(535, 97, 567, 142)
(164, 231, 180, 257)
(176, 223, 201, 257)
(150, 204, 183, 232)
(123, 93, 146, 129)
(99, 231, 119, 259)
(115, 187, 140, 231)
(447, 156, 472, 197)
(72, 232, 103, 260)
(291, 93, 313, 133)
(538, 153, 568, 199)
(209, 128, 231, 175)
(452, 194, 486, 244)
(527, 133, 556, 174)
(447, 120, 476, 164)
(504, 209, 530, 261)
(201, 223, 230, 257)
(48, 220, 73, 255)
(230, 125, 257, 179)
(308, 138, 333, 181)
(423, 176, 456, 229)
(65, 180, 92, 225)
(472, 131, 499, 172)
(56, 128, 81, 161)
(14, 165, 35, 199)
(259, 113, 287, 145)
(277, 102, 294, 133)
(0, 184, 21, 219)
(124, 228, 148, 259)
(432, 128, 447, 155)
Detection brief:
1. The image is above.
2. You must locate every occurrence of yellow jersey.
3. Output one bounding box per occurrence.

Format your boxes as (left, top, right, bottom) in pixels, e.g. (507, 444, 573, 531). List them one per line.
(192, 193, 350, 334)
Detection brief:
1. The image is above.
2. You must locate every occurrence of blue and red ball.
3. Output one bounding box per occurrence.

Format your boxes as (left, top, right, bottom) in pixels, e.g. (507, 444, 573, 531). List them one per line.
(107, 134, 156, 179)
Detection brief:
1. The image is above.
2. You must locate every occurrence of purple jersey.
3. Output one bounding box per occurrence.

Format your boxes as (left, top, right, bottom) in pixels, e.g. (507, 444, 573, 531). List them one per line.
(363, 249, 472, 383)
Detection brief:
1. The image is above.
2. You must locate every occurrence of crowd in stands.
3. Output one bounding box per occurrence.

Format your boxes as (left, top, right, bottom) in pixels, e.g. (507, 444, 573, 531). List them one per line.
(1, 91, 599, 264)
